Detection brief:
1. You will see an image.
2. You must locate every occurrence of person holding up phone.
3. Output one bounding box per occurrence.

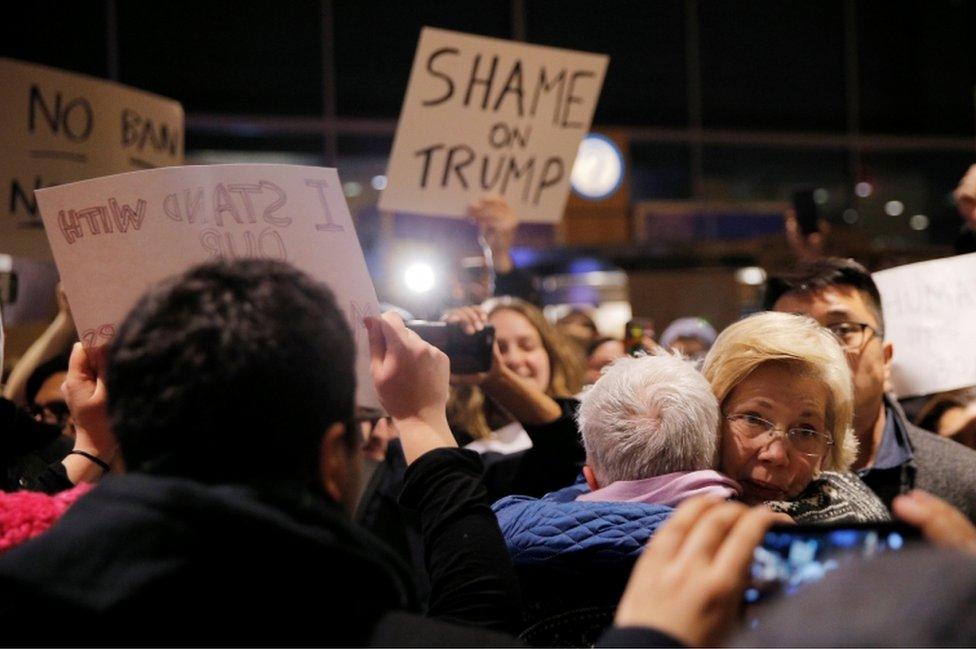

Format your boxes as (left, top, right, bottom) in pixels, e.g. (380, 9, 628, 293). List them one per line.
(356, 297, 585, 608)
(443, 297, 586, 501)
(612, 490, 976, 648)
(729, 489, 976, 646)
(784, 187, 831, 263)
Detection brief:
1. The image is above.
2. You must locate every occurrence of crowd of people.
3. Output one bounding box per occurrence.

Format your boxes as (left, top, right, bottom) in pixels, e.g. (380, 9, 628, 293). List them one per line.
(2, 186, 976, 646)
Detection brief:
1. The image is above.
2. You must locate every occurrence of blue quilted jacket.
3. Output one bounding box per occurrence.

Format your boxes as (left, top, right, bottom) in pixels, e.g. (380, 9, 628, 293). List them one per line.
(492, 483, 673, 566)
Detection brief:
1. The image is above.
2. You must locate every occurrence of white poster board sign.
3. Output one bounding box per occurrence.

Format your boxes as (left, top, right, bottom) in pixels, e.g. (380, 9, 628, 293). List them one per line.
(379, 27, 608, 223)
(1, 57, 184, 259)
(873, 253, 976, 398)
(35, 164, 381, 409)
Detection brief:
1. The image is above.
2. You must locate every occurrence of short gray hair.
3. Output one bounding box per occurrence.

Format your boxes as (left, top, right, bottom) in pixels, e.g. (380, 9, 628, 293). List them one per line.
(577, 353, 720, 486)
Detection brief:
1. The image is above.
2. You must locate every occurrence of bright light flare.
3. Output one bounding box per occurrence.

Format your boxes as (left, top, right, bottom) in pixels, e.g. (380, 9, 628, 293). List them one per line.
(403, 262, 436, 294)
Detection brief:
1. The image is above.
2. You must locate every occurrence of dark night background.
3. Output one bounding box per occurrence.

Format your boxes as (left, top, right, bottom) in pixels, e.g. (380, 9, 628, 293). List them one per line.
(4, 0, 975, 247)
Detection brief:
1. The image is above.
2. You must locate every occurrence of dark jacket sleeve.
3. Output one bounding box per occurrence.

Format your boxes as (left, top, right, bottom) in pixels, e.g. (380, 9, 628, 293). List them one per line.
(22, 461, 75, 494)
(399, 447, 523, 635)
(371, 610, 523, 647)
(598, 626, 687, 648)
(0, 398, 72, 493)
(482, 398, 585, 501)
(907, 424, 976, 524)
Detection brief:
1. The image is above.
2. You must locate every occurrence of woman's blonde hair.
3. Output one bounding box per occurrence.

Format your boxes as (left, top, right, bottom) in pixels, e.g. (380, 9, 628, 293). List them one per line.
(700, 311, 857, 471)
(448, 297, 584, 440)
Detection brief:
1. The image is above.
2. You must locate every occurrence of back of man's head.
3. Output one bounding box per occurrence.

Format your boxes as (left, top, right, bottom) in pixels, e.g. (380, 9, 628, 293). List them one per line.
(763, 257, 884, 329)
(106, 258, 356, 484)
(577, 353, 719, 486)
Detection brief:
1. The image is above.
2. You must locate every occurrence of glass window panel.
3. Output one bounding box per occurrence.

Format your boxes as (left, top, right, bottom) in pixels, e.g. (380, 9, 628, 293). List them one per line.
(526, 0, 687, 126)
(118, 1, 323, 115)
(334, 0, 512, 118)
(630, 142, 692, 200)
(699, 1, 847, 132)
(858, 0, 976, 137)
(4, 2, 108, 77)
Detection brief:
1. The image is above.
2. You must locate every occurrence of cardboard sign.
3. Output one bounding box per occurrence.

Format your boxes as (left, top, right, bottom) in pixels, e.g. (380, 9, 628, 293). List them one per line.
(379, 27, 608, 223)
(35, 164, 381, 409)
(873, 253, 976, 398)
(1, 57, 184, 259)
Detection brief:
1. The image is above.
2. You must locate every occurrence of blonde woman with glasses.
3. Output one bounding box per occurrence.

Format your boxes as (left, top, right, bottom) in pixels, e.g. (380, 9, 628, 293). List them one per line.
(702, 311, 889, 523)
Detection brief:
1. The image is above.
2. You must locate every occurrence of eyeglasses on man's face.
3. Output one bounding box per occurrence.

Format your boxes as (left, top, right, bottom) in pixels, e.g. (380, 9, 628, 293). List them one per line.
(724, 412, 833, 459)
(824, 321, 882, 352)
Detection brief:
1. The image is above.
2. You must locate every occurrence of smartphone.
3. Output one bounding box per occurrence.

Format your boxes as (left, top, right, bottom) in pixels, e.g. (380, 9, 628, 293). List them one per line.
(792, 187, 820, 235)
(624, 318, 654, 356)
(744, 522, 920, 624)
(406, 321, 495, 374)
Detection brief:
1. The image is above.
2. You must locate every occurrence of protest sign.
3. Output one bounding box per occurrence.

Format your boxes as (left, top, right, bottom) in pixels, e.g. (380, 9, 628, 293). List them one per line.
(35, 164, 381, 409)
(1, 57, 184, 259)
(379, 27, 608, 223)
(873, 253, 976, 398)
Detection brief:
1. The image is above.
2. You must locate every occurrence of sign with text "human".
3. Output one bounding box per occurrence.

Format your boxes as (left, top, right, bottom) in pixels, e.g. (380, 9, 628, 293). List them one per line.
(874, 252, 976, 398)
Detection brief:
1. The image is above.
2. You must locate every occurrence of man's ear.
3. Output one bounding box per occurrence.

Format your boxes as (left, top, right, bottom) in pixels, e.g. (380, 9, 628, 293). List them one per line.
(583, 465, 600, 492)
(319, 422, 352, 504)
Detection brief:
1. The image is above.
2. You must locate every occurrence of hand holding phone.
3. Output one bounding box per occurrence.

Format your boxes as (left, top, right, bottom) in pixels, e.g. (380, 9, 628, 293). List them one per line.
(746, 522, 921, 617)
(406, 321, 496, 375)
(893, 489, 976, 554)
(365, 313, 454, 466)
(615, 498, 778, 647)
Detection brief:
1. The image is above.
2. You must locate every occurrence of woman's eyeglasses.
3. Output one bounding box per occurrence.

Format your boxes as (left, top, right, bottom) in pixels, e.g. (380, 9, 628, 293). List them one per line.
(724, 412, 833, 458)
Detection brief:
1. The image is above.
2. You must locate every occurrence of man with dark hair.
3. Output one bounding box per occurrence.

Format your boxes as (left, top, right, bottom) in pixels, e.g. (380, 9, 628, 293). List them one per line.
(765, 257, 976, 522)
(0, 259, 523, 644)
(106, 259, 358, 489)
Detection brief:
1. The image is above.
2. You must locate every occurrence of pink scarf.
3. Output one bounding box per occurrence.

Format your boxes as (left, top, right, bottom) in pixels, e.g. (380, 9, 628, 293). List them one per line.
(0, 482, 92, 554)
(576, 470, 741, 508)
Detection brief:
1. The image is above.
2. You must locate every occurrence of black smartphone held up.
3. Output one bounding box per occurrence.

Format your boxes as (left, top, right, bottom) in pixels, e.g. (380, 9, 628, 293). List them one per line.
(744, 522, 921, 627)
(792, 187, 820, 236)
(405, 321, 495, 375)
